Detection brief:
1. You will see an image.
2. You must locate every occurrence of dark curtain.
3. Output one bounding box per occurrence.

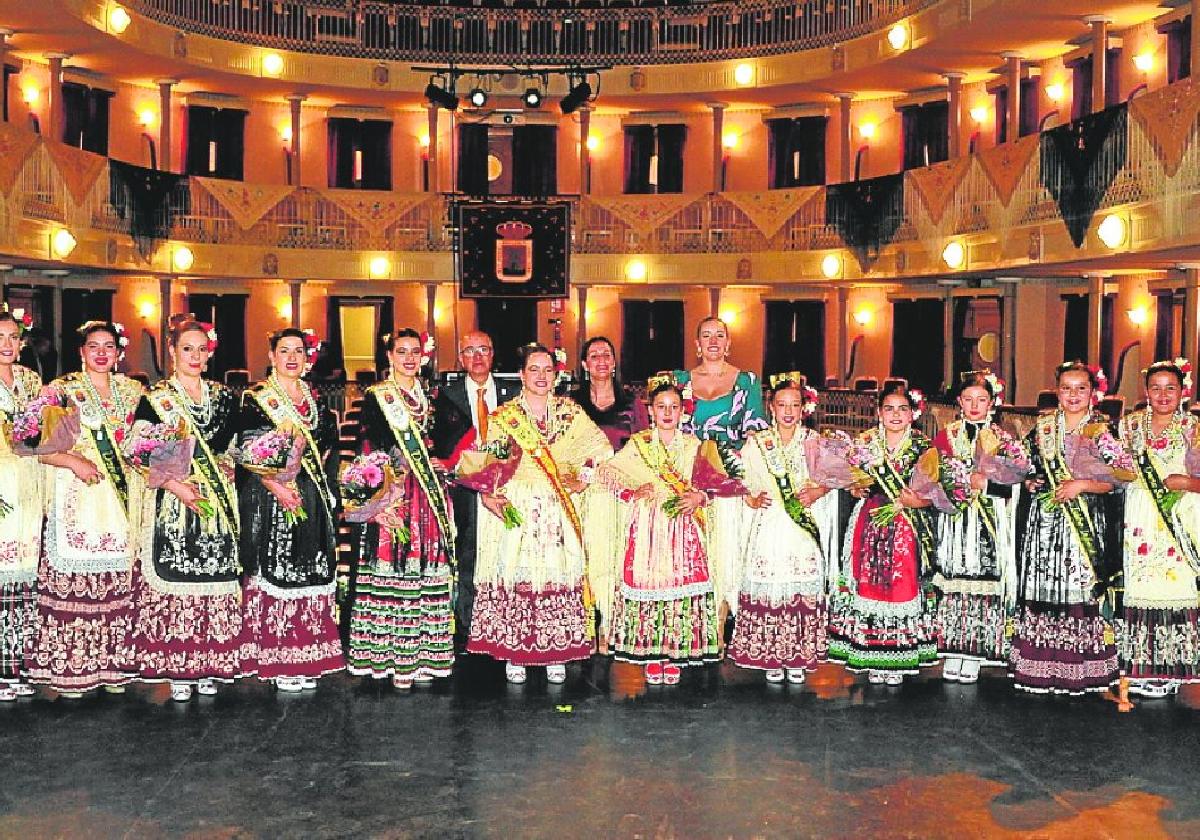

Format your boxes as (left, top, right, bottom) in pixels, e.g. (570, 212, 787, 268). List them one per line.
(656, 124, 686, 193)
(768, 117, 826, 188)
(891, 299, 944, 396)
(825, 173, 905, 271)
(1040, 103, 1128, 248)
(322, 296, 394, 380)
(512, 125, 557, 197)
(476, 299, 538, 373)
(995, 87, 1009, 145)
(763, 300, 826, 385)
(2, 66, 14, 122)
(61, 289, 115, 373)
(61, 82, 111, 155)
(621, 299, 684, 383)
(187, 293, 248, 380)
(457, 123, 489, 196)
(951, 297, 972, 385)
(1020, 78, 1040, 137)
(109, 160, 189, 256)
(1154, 293, 1180, 361)
(1062, 294, 1088, 363)
(1101, 293, 1115, 380)
(1168, 21, 1192, 83)
(1071, 57, 1093, 121)
(624, 125, 654, 194)
(374, 297, 395, 377)
(184, 106, 246, 181)
(901, 101, 948, 170)
(327, 118, 392, 190)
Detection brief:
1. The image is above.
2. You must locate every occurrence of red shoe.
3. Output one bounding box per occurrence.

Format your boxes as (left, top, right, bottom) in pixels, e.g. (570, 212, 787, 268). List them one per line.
(663, 664, 682, 685)
(645, 662, 664, 685)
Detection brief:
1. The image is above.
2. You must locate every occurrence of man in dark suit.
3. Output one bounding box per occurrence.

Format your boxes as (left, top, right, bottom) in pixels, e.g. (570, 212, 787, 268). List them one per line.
(430, 330, 519, 649)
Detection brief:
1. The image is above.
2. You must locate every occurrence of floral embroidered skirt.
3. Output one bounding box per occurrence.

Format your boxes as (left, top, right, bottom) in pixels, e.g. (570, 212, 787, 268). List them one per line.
(348, 567, 453, 680)
(1116, 606, 1200, 681)
(828, 593, 937, 674)
(26, 565, 134, 693)
(608, 588, 720, 666)
(0, 582, 34, 680)
(129, 569, 246, 683)
(1009, 601, 1118, 694)
(934, 592, 1010, 664)
(469, 582, 592, 666)
(239, 576, 345, 680)
(728, 593, 828, 671)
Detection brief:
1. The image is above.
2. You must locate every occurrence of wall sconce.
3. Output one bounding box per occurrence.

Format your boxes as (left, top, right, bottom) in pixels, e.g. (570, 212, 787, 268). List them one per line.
(1133, 52, 1154, 73)
(138, 300, 156, 319)
(1126, 305, 1149, 326)
(853, 308, 873, 327)
(721, 131, 739, 151)
(969, 106, 988, 124)
(138, 108, 156, 128)
(107, 5, 132, 33)
(262, 52, 284, 77)
(718, 306, 738, 326)
(21, 84, 39, 106)
(733, 63, 755, 86)
(50, 228, 76, 259)
(585, 134, 599, 152)
(171, 246, 194, 272)
(887, 23, 909, 50)
(1045, 82, 1065, 103)
(368, 256, 391, 279)
(278, 300, 293, 320)
(820, 253, 843, 279)
(624, 259, 647, 282)
(1097, 213, 1128, 249)
(419, 133, 431, 149)
(942, 239, 966, 270)
(858, 121, 877, 141)
(280, 124, 293, 144)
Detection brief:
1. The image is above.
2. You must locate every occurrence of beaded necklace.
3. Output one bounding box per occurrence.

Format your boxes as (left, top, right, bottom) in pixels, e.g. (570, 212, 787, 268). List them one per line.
(268, 373, 318, 430)
(0, 366, 25, 417)
(81, 370, 128, 425)
(169, 376, 214, 427)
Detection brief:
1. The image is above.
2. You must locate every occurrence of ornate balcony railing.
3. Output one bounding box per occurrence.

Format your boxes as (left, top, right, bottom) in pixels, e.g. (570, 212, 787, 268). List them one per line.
(124, 0, 933, 64)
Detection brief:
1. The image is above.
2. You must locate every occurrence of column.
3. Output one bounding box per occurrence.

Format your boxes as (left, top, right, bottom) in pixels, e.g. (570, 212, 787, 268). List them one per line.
(837, 93, 853, 182)
(576, 285, 588, 363)
(425, 283, 437, 338)
(159, 276, 172, 373)
(1086, 16, 1110, 114)
(836, 286, 849, 384)
(1002, 52, 1022, 144)
(579, 105, 591, 195)
(945, 72, 964, 158)
(708, 102, 726, 193)
(288, 95, 304, 186)
(288, 280, 302, 329)
(156, 79, 176, 171)
(0, 30, 11, 124)
(943, 288, 955, 390)
(426, 104, 439, 193)
(1183, 267, 1200, 375)
(1000, 279, 1018, 397)
(1086, 273, 1105, 365)
(46, 53, 68, 142)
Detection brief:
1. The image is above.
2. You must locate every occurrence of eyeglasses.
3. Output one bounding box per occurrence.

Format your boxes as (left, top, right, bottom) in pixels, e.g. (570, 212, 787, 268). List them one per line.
(461, 345, 493, 357)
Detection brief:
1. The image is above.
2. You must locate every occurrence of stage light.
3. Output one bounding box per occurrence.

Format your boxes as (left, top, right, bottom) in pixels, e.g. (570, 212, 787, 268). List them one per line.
(1045, 82, 1065, 102)
(171, 246, 194, 272)
(468, 87, 488, 108)
(820, 253, 843, 279)
(369, 256, 391, 279)
(50, 228, 76, 259)
(624, 259, 647, 282)
(262, 53, 284, 77)
(1134, 52, 1154, 73)
(1097, 213, 1128, 248)
(853, 308, 873, 327)
(424, 81, 459, 111)
(138, 108, 156, 128)
(887, 23, 909, 50)
(1127, 305, 1149, 326)
(734, 63, 754, 86)
(942, 239, 966, 269)
(108, 5, 132, 33)
(559, 80, 592, 115)
(523, 87, 543, 109)
(858, 121, 877, 141)
(970, 106, 988, 124)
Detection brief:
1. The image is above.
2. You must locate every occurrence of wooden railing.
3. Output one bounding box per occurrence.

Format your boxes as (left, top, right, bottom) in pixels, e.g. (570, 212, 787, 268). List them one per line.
(124, 0, 934, 65)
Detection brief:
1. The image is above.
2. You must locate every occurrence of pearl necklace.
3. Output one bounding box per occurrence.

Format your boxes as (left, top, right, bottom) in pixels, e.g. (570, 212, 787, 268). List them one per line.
(0, 367, 24, 417)
(80, 371, 128, 425)
(170, 376, 213, 427)
(268, 373, 318, 430)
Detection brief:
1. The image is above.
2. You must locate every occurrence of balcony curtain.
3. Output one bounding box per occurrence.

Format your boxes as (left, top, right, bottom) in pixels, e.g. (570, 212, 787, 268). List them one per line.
(1040, 103, 1128, 247)
(512, 125, 557, 197)
(656, 123, 686, 193)
(900, 101, 948, 170)
(1070, 51, 1121, 120)
(61, 82, 111, 156)
(1167, 21, 1192, 83)
(457, 123, 489, 196)
(767, 117, 826, 188)
(109, 159, 188, 256)
(327, 118, 392, 191)
(1019, 78, 1039, 136)
(763, 300, 826, 385)
(825, 173, 904, 270)
(891, 299, 945, 396)
(623, 124, 654, 194)
(184, 106, 246, 181)
(61, 289, 115, 373)
(186, 293, 247, 379)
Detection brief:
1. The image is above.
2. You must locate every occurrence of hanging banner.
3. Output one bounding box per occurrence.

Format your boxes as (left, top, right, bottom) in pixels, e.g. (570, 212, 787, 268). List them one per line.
(1040, 104, 1128, 248)
(322, 189, 430, 239)
(976, 133, 1040, 208)
(722, 187, 821, 240)
(585, 194, 699, 239)
(194, 177, 294, 230)
(1129, 76, 1200, 178)
(0, 124, 39, 198)
(906, 155, 971, 225)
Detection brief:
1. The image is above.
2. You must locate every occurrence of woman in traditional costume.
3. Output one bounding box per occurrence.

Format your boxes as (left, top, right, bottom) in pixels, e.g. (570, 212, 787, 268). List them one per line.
(1115, 360, 1200, 701)
(346, 329, 456, 690)
(1010, 361, 1125, 697)
(929, 372, 1030, 684)
(126, 317, 244, 702)
(729, 374, 837, 684)
(599, 380, 745, 685)
(27, 321, 144, 697)
(236, 328, 344, 692)
(828, 382, 938, 686)
(0, 310, 42, 700)
(458, 343, 612, 685)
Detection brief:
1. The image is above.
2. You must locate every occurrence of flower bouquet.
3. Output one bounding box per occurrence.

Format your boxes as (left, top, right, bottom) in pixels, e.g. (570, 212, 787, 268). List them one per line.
(124, 420, 211, 518)
(975, 427, 1031, 485)
(805, 430, 865, 490)
(1067, 425, 1136, 485)
(240, 423, 307, 525)
(10, 390, 80, 456)
(340, 450, 409, 545)
(910, 447, 973, 515)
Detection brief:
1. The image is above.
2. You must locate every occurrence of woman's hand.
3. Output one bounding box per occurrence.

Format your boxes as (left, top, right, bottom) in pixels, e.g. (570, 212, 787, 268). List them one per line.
(744, 491, 771, 509)
(68, 453, 102, 486)
(970, 472, 989, 493)
(796, 486, 828, 507)
(676, 490, 709, 516)
(481, 492, 511, 520)
(1025, 476, 1045, 494)
(850, 484, 870, 499)
(1165, 474, 1197, 493)
(262, 476, 301, 511)
(563, 476, 587, 494)
(165, 479, 205, 514)
(632, 482, 656, 502)
(1053, 479, 1088, 503)
(898, 487, 929, 509)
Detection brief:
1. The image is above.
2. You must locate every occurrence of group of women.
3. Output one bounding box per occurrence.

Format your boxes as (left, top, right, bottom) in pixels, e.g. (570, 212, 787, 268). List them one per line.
(0, 312, 1197, 711)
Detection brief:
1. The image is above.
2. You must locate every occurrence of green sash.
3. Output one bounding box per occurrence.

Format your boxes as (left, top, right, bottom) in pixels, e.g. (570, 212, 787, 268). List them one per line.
(251, 379, 336, 526)
(754, 429, 821, 545)
(62, 374, 130, 511)
(1036, 412, 1102, 574)
(945, 421, 999, 545)
(370, 382, 456, 563)
(863, 430, 937, 571)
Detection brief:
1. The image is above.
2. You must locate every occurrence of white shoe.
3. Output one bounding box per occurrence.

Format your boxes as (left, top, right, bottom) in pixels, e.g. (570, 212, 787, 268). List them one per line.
(413, 669, 435, 684)
(392, 674, 414, 691)
(786, 669, 807, 684)
(546, 665, 567, 684)
(9, 681, 35, 698)
(765, 669, 786, 683)
(103, 684, 126, 694)
(196, 679, 218, 696)
(300, 677, 318, 691)
(957, 659, 981, 684)
(867, 670, 886, 684)
(0, 685, 15, 702)
(942, 656, 962, 682)
(275, 677, 305, 693)
(170, 683, 193, 702)
(885, 672, 904, 686)
(505, 664, 527, 684)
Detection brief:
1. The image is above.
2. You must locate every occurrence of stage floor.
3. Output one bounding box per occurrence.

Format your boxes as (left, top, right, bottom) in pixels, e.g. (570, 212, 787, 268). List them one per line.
(1, 657, 1198, 838)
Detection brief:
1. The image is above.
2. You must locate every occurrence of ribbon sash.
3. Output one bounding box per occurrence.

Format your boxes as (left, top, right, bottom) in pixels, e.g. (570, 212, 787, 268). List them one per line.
(1036, 413, 1102, 575)
(633, 432, 707, 531)
(372, 383, 456, 562)
(251, 383, 336, 526)
(863, 432, 936, 570)
(946, 421, 1000, 546)
(497, 403, 585, 546)
(755, 430, 820, 545)
(62, 375, 129, 511)
(1125, 413, 1200, 574)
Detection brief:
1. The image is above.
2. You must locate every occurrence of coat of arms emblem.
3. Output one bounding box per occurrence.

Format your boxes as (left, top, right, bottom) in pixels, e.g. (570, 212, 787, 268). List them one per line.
(495, 220, 533, 283)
